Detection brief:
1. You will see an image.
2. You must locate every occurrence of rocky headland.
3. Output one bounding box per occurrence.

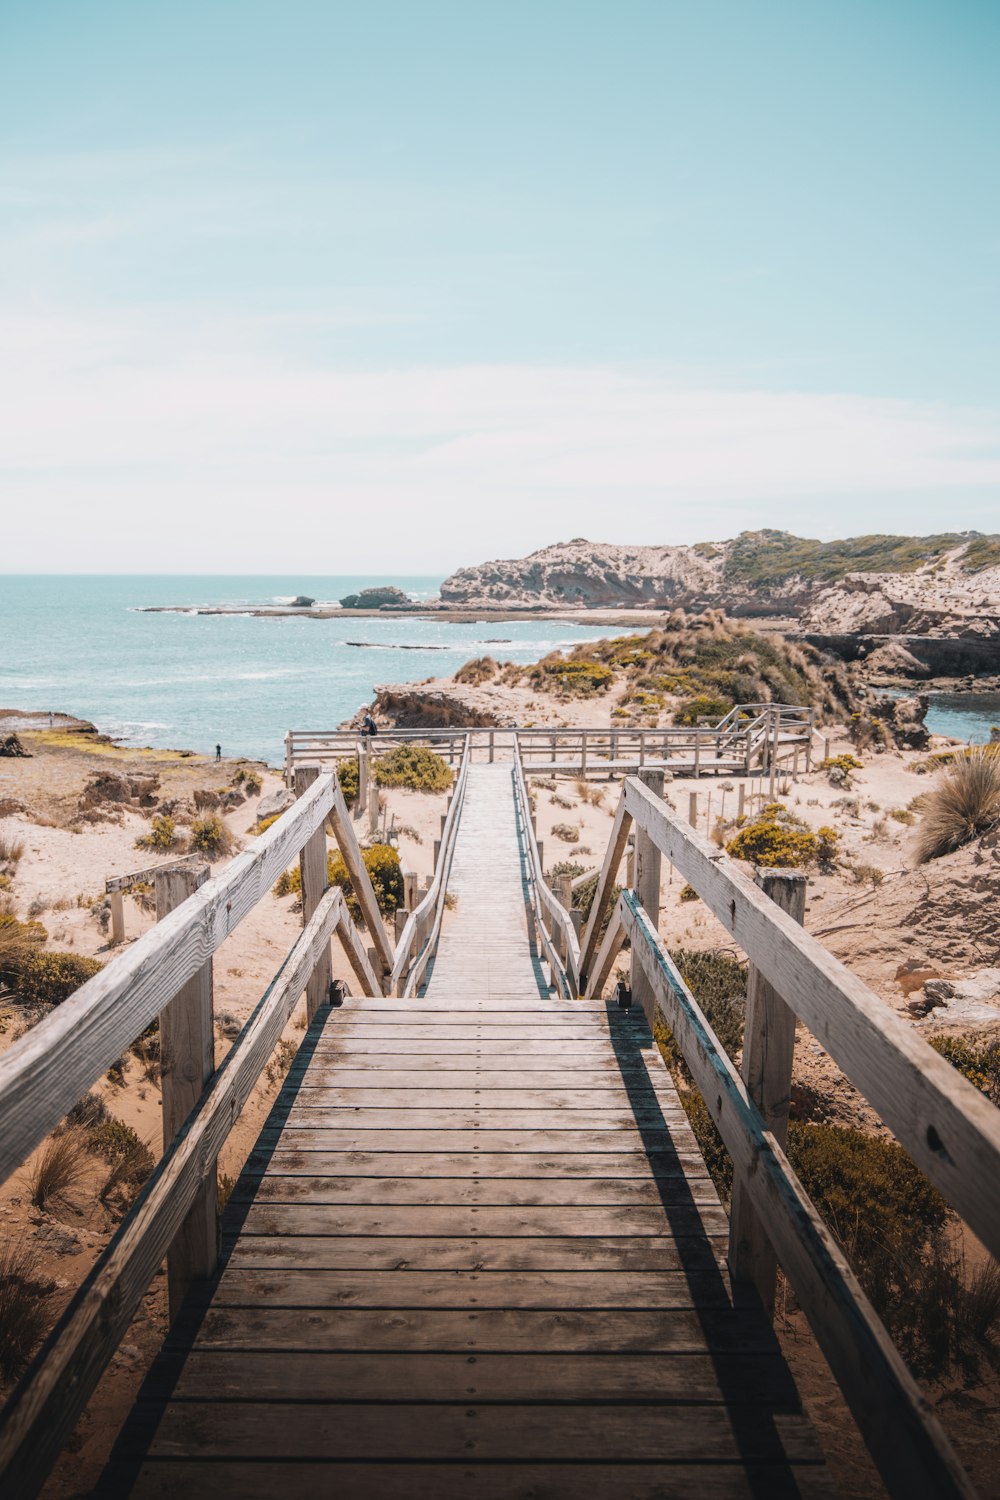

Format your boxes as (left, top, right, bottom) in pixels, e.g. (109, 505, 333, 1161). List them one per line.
(440, 529, 1000, 660)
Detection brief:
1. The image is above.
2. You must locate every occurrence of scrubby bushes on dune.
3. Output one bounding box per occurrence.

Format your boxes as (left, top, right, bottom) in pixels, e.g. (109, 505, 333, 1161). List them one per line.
(0, 919, 102, 1004)
(915, 745, 1000, 863)
(454, 656, 498, 686)
(274, 843, 403, 923)
(189, 814, 234, 857)
(372, 745, 452, 793)
(672, 694, 733, 725)
(725, 804, 819, 868)
(522, 613, 854, 717)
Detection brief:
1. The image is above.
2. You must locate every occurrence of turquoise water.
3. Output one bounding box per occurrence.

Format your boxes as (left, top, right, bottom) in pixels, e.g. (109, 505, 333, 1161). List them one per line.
(924, 692, 1000, 745)
(0, 576, 623, 765)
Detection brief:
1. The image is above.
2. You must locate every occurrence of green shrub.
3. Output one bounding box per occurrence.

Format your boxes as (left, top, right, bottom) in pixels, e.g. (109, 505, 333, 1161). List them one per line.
(930, 1035, 1000, 1105)
(816, 826, 840, 867)
(679, 883, 700, 902)
(531, 656, 614, 695)
(372, 745, 453, 793)
(256, 812, 282, 835)
(135, 813, 177, 852)
(819, 753, 864, 786)
(667, 949, 747, 1059)
(11, 950, 102, 1005)
(337, 758, 360, 806)
(673, 694, 733, 726)
(274, 843, 403, 923)
(726, 804, 818, 868)
(454, 656, 498, 686)
(189, 814, 233, 857)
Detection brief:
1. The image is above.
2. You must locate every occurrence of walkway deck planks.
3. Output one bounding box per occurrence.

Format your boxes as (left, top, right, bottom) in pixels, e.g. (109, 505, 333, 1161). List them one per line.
(105, 766, 833, 1498)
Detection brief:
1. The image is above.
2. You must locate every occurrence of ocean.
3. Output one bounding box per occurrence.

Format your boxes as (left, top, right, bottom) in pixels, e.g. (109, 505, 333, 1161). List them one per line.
(0, 575, 622, 765)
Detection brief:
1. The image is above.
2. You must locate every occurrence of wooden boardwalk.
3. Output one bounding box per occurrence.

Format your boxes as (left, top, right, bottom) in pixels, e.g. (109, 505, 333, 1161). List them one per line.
(105, 767, 832, 1498)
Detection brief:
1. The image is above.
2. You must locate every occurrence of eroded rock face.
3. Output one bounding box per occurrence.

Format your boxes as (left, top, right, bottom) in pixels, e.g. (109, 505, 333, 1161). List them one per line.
(78, 772, 161, 810)
(867, 694, 930, 749)
(257, 788, 295, 821)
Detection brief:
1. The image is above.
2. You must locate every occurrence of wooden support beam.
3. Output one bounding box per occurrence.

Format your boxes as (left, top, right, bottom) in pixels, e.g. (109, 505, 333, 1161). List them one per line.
(578, 791, 632, 990)
(294, 766, 333, 1023)
(687, 791, 697, 828)
(728, 868, 806, 1311)
(326, 778, 394, 986)
(154, 863, 216, 1324)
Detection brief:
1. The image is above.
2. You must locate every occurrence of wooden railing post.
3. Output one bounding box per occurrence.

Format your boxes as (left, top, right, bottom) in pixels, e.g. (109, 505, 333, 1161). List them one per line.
(356, 742, 369, 822)
(294, 765, 333, 1023)
(629, 768, 664, 1024)
(728, 867, 807, 1311)
(154, 862, 216, 1323)
(109, 890, 126, 945)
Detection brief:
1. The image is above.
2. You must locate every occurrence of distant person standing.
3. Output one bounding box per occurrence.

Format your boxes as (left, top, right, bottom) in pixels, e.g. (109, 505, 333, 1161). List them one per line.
(361, 712, 378, 738)
(215, 743, 222, 761)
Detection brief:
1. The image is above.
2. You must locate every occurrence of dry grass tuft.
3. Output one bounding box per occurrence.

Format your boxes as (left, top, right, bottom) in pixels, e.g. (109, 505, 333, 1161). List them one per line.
(27, 1130, 89, 1212)
(915, 746, 1000, 863)
(0, 1239, 52, 1383)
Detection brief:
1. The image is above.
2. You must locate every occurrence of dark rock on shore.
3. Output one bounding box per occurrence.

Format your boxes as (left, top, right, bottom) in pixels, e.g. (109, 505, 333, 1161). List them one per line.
(339, 586, 412, 610)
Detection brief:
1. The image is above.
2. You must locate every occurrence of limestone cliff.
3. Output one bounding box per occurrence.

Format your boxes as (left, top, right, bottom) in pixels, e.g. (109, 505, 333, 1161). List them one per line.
(440, 530, 1000, 640)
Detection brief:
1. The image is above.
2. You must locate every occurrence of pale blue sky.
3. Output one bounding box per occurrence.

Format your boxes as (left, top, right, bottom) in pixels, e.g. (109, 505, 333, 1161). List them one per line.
(1, 1, 998, 571)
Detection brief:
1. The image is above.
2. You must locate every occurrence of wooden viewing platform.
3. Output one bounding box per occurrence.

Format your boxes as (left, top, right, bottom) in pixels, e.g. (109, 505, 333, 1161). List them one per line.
(1, 738, 997, 1499)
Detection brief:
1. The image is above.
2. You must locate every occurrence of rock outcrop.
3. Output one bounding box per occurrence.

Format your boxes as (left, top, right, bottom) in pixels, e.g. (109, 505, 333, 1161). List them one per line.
(339, 586, 412, 610)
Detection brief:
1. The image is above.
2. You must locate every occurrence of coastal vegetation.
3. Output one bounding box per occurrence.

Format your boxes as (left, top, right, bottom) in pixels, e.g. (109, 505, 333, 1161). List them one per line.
(372, 744, 452, 793)
(722, 528, 999, 585)
(274, 842, 403, 921)
(725, 804, 820, 868)
(493, 612, 855, 723)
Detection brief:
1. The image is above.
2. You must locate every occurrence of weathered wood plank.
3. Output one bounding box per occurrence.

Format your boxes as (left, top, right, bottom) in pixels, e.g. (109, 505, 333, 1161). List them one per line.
(142, 1348, 797, 1402)
(221, 1235, 727, 1272)
(199, 1268, 730, 1310)
(325, 773, 394, 983)
(233, 1202, 730, 1239)
(231, 1174, 715, 1207)
(124, 1401, 823, 1463)
(115, 1459, 837, 1500)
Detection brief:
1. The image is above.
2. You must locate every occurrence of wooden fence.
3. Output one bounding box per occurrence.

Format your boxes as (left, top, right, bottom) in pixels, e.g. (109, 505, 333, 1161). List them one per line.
(575, 772, 1000, 1500)
(0, 771, 394, 1498)
(285, 704, 816, 781)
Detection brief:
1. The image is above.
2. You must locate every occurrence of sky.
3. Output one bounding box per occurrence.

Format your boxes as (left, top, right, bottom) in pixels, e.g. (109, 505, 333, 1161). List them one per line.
(1, 0, 998, 573)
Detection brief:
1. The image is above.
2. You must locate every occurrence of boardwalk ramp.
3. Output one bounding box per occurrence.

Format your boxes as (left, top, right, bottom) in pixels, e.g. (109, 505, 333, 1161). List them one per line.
(105, 766, 831, 1497)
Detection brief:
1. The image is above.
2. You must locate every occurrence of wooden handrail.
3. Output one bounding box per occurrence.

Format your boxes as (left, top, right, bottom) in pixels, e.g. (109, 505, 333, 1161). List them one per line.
(390, 738, 471, 997)
(0, 879, 382, 1498)
(619, 775, 1000, 1257)
(0, 773, 337, 1184)
(620, 890, 974, 1500)
(512, 744, 580, 998)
